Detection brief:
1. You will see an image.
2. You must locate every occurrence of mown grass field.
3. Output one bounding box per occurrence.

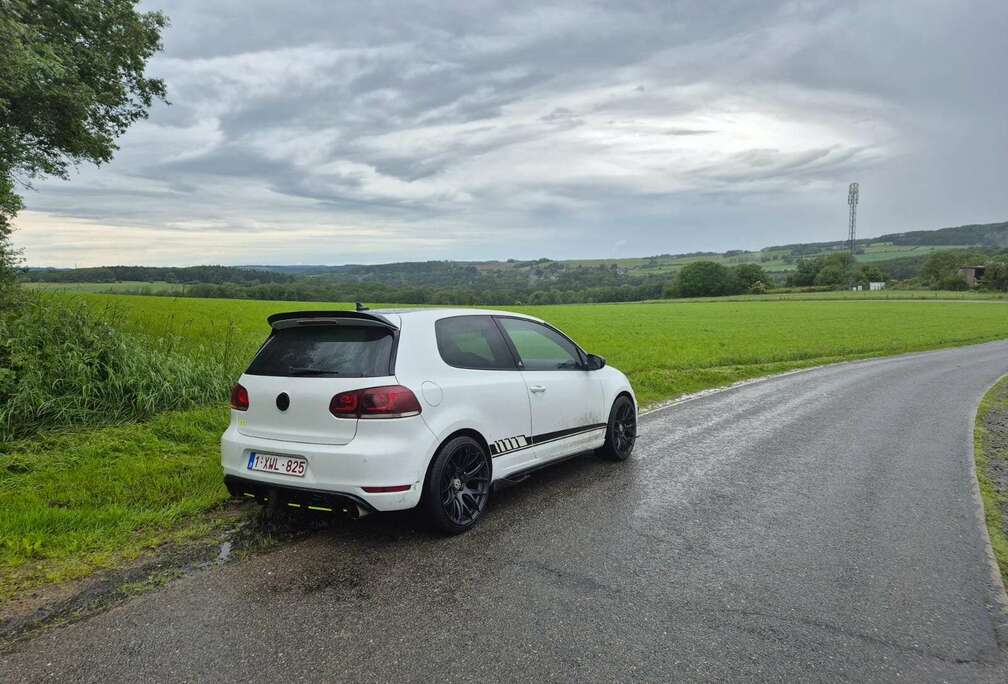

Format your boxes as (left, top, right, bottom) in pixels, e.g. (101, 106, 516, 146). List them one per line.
(74, 291, 1008, 405)
(855, 243, 972, 262)
(4, 292, 1008, 599)
(24, 280, 186, 293)
(560, 242, 969, 275)
(649, 289, 1008, 304)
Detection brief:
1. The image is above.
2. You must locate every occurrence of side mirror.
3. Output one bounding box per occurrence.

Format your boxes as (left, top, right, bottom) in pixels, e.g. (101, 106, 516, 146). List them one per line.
(584, 353, 606, 371)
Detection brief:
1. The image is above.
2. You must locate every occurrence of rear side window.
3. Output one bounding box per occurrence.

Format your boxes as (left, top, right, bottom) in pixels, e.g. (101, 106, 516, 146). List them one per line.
(246, 325, 394, 377)
(435, 316, 516, 370)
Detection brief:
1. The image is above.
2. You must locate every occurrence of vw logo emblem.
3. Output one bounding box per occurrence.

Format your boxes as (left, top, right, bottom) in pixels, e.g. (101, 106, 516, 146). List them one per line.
(276, 392, 290, 411)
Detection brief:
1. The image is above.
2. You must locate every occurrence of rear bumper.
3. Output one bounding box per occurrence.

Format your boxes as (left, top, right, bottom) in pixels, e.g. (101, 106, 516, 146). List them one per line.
(224, 475, 377, 516)
(220, 418, 434, 512)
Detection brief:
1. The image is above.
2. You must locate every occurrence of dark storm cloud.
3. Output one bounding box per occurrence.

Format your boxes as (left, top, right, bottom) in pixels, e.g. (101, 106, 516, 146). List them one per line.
(15, 0, 1008, 266)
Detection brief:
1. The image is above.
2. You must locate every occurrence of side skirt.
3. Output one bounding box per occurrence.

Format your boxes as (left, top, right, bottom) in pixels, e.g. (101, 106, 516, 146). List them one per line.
(494, 447, 599, 486)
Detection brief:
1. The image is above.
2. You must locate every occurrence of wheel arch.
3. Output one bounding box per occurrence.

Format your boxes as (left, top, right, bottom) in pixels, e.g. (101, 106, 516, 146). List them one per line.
(604, 388, 637, 421)
(421, 428, 493, 489)
(607, 390, 637, 425)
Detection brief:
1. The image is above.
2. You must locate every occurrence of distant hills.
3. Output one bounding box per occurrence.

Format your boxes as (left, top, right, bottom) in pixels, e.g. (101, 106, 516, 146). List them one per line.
(22, 220, 1008, 290)
(766, 220, 1008, 254)
(873, 221, 1008, 248)
(239, 219, 1008, 279)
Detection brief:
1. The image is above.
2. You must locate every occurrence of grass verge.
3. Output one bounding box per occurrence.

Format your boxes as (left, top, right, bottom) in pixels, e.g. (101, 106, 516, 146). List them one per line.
(0, 407, 233, 601)
(975, 375, 1008, 585)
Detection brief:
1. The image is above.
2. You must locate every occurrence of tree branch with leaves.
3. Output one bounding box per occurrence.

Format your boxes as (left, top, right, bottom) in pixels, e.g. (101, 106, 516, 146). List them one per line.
(0, 0, 167, 300)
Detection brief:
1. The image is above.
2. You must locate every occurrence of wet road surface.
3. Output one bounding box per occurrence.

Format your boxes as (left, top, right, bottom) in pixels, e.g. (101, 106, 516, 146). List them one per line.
(3, 342, 1008, 682)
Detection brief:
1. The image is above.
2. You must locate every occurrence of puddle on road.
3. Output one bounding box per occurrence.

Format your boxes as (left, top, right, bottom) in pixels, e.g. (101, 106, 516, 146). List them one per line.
(216, 541, 233, 564)
(2, 502, 410, 645)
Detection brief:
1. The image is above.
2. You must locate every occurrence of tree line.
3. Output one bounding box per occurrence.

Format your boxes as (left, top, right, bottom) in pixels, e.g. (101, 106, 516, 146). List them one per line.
(22, 265, 294, 285)
(20, 247, 1008, 306)
(784, 253, 885, 288)
(917, 250, 1008, 290)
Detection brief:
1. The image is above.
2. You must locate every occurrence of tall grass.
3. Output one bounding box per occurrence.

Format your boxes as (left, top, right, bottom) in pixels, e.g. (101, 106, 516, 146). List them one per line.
(0, 294, 234, 441)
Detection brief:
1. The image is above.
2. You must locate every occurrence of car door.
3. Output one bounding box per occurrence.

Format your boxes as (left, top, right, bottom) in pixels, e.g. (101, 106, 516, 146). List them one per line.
(494, 316, 606, 463)
(431, 315, 536, 476)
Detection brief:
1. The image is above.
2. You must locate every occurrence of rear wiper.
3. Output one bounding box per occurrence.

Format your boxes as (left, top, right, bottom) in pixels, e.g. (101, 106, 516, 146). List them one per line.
(289, 368, 340, 376)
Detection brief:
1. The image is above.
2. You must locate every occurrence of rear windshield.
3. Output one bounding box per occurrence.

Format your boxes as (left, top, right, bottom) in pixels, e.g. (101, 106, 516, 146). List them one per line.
(246, 325, 394, 377)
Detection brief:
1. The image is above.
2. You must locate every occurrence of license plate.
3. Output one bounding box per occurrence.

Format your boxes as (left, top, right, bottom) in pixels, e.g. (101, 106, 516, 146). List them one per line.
(247, 452, 307, 477)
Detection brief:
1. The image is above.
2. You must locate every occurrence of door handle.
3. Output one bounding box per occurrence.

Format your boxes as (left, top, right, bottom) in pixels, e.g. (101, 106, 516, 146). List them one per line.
(529, 385, 546, 394)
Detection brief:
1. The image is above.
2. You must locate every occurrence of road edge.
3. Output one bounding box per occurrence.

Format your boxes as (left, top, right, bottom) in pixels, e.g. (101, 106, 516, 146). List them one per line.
(972, 374, 1008, 650)
(641, 339, 1008, 418)
(639, 364, 829, 417)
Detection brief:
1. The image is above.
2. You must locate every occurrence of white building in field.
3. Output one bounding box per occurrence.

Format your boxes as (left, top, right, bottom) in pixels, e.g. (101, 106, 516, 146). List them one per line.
(869, 281, 886, 291)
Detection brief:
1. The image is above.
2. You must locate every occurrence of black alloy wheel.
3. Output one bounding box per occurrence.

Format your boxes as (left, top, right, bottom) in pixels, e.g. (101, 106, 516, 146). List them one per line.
(423, 436, 491, 534)
(599, 395, 637, 461)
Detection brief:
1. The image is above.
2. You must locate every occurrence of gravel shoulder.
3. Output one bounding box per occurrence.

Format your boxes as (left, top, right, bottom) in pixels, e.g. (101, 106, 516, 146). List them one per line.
(976, 376, 1008, 584)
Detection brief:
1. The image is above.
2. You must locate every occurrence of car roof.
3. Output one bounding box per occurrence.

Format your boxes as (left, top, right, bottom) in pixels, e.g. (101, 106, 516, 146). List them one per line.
(370, 307, 543, 323)
(264, 308, 544, 333)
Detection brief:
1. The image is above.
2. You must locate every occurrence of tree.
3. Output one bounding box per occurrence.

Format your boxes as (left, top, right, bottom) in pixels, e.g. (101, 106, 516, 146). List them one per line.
(787, 252, 855, 288)
(814, 263, 847, 286)
(920, 249, 988, 289)
(788, 258, 819, 287)
(979, 258, 1008, 291)
(662, 280, 680, 299)
(938, 273, 969, 291)
(733, 263, 770, 292)
(675, 261, 740, 298)
(855, 264, 885, 287)
(0, 0, 167, 294)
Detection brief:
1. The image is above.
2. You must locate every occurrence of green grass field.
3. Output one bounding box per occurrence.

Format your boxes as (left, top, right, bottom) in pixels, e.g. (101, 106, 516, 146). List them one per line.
(564, 251, 797, 274)
(855, 243, 972, 262)
(24, 280, 186, 293)
(5, 292, 1008, 599)
(542, 241, 968, 275)
(72, 292, 1008, 405)
(658, 289, 1008, 304)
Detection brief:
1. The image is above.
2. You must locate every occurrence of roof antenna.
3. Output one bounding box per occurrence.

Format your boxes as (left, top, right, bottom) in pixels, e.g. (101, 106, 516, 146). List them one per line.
(355, 302, 369, 312)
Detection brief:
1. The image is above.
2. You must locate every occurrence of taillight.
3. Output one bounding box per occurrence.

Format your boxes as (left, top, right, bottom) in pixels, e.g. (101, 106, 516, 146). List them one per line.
(329, 390, 359, 416)
(329, 385, 422, 419)
(230, 383, 249, 411)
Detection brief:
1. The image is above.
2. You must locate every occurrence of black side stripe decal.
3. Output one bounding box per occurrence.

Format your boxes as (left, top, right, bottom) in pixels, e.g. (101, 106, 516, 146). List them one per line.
(490, 435, 529, 456)
(489, 423, 606, 458)
(532, 423, 606, 445)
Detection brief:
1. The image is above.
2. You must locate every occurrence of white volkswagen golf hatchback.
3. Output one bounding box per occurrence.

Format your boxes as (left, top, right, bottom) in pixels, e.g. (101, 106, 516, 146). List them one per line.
(221, 308, 637, 533)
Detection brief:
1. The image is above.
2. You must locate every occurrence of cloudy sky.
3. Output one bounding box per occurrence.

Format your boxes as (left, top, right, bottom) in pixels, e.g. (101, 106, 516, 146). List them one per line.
(14, 0, 1008, 267)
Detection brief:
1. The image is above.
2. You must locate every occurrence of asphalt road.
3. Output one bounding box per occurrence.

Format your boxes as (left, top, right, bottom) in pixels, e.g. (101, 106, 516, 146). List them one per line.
(4, 342, 1008, 682)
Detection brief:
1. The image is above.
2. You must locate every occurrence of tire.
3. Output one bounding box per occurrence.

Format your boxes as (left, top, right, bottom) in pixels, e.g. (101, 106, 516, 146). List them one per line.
(598, 395, 637, 461)
(422, 435, 492, 534)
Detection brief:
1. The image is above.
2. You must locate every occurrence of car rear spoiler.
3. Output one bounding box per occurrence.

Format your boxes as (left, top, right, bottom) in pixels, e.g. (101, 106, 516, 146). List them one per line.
(266, 310, 398, 330)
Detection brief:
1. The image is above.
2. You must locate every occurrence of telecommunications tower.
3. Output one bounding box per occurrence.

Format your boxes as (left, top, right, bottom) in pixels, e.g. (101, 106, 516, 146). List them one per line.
(847, 182, 859, 257)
